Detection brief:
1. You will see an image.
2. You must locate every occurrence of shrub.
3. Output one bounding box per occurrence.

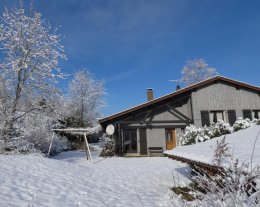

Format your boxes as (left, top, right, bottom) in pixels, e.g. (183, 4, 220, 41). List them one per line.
(233, 118, 251, 132)
(179, 125, 210, 145)
(100, 134, 117, 157)
(208, 120, 232, 138)
(179, 118, 259, 146)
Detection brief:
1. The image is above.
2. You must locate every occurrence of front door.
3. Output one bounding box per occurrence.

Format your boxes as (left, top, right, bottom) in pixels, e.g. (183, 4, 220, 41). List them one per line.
(165, 129, 177, 150)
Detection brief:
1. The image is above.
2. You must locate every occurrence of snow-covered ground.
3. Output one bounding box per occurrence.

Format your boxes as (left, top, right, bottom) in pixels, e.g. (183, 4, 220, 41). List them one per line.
(0, 144, 191, 207)
(165, 125, 260, 167)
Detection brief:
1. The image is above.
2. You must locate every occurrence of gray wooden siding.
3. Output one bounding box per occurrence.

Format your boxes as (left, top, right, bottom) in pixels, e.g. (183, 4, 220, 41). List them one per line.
(151, 98, 192, 121)
(192, 82, 260, 127)
(122, 97, 192, 123)
(146, 128, 166, 151)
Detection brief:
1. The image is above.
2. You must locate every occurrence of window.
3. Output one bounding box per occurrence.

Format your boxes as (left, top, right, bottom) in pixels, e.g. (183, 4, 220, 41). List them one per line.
(201, 110, 224, 126)
(253, 110, 260, 119)
(123, 129, 137, 153)
(209, 111, 224, 123)
(243, 110, 252, 120)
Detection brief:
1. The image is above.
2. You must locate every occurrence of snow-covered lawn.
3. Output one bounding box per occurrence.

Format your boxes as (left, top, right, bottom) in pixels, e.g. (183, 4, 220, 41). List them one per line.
(0, 146, 191, 207)
(165, 125, 260, 167)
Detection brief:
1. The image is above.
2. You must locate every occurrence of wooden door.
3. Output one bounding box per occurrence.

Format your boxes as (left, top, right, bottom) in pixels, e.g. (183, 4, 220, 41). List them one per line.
(165, 129, 176, 150)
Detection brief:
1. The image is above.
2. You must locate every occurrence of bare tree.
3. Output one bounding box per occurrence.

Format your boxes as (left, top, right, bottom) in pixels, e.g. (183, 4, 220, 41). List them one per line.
(181, 58, 218, 86)
(0, 5, 65, 145)
(67, 69, 104, 127)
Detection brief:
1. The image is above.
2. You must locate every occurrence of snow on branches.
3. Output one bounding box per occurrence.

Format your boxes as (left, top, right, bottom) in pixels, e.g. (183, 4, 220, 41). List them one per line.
(67, 69, 104, 127)
(179, 118, 260, 146)
(181, 58, 218, 86)
(0, 4, 66, 145)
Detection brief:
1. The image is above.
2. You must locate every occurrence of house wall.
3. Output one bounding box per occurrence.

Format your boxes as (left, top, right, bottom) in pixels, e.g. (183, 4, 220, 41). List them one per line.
(146, 128, 165, 149)
(151, 98, 192, 121)
(192, 82, 260, 127)
(120, 97, 192, 154)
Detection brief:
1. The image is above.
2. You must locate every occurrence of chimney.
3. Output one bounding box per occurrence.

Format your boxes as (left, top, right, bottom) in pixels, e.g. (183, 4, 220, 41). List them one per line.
(147, 88, 154, 101)
(176, 84, 181, 91)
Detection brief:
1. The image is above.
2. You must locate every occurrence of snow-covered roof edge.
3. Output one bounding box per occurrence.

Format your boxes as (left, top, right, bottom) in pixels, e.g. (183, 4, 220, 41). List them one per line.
(99, 76, 260, 125)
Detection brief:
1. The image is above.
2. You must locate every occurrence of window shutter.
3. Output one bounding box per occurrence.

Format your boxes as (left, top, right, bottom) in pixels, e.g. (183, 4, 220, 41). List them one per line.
(201, 111, 210, 126)
(213, 112, 218, 123)
(227, 110, 236, 126)
(243, 110, 252, 120)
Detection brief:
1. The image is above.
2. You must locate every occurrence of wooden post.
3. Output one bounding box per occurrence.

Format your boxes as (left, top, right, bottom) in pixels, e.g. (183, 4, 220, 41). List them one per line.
(83, 132, 93, 164)
(47, 132, 55, 158)
(83, 133, 89, 160)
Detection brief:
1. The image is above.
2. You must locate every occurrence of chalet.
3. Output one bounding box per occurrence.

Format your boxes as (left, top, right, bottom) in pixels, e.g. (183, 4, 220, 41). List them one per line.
(99, 76, 260, 156)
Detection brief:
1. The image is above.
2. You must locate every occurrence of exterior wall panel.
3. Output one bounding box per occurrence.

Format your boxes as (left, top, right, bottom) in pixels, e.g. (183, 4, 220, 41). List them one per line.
(192, 82, 260, 127)
(151, 98, 192, 122)
(146, 128, 166, 150)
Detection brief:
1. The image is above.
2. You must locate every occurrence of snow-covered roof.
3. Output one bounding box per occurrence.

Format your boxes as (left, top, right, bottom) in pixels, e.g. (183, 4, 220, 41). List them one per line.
(99, 76, 260, 125)
(164, 126, 260, 168)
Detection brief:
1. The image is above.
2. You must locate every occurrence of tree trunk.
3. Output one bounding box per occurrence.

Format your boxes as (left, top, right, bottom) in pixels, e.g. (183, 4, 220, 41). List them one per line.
(3, 70, 22, 146)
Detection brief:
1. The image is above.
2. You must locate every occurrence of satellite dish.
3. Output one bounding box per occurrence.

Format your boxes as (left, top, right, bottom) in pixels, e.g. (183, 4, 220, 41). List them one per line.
(106, 124, 115, 135)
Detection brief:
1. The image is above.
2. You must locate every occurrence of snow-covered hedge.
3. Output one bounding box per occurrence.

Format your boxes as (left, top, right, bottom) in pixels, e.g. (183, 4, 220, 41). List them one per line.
(180, 118, 260, 145)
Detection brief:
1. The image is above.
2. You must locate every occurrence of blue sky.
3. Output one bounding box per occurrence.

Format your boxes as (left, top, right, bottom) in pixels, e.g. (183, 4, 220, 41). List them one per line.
(1, 0, 260, 117)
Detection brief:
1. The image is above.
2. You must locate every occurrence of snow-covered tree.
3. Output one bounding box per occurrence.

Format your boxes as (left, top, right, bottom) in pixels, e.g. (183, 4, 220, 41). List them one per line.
(67, 69, 104, 127)
(0, 5, 65, 145)
(181, 58, 218, 86)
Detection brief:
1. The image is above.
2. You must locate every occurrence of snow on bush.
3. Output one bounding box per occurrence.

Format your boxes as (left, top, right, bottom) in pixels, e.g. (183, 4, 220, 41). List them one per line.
(179, 125, 210, 145)
(190, 162, 260, 207)
(209, 120, 232, 137)
(233, 117, 252, 132)
(172, 136, 260, 207)
(0, 111, 70, 155)
(100, 134, 117, 157)
(180, 118, 259, 145)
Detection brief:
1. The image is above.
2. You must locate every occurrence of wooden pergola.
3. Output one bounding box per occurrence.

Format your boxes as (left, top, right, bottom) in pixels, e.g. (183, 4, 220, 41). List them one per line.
(48, 128, 94, 164)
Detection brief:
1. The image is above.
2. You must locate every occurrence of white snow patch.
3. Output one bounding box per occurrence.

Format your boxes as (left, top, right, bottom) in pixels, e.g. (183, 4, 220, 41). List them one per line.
(0, 145, 191, 207)
(165, 125, 260, 167)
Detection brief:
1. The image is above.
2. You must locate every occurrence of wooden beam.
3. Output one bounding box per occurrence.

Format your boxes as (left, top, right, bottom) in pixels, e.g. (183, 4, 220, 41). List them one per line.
(122, 124, 188, 129)
(166, 104, 193, 122)
(116, 120, 191, 124)
(83, 132, 93, 164)
(141, 109, 152, 123)
(166, 105, 185, 121)
(117, 124, 122, 155)
(47, 132, 55, 158)
(190, 94, 194, 121)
